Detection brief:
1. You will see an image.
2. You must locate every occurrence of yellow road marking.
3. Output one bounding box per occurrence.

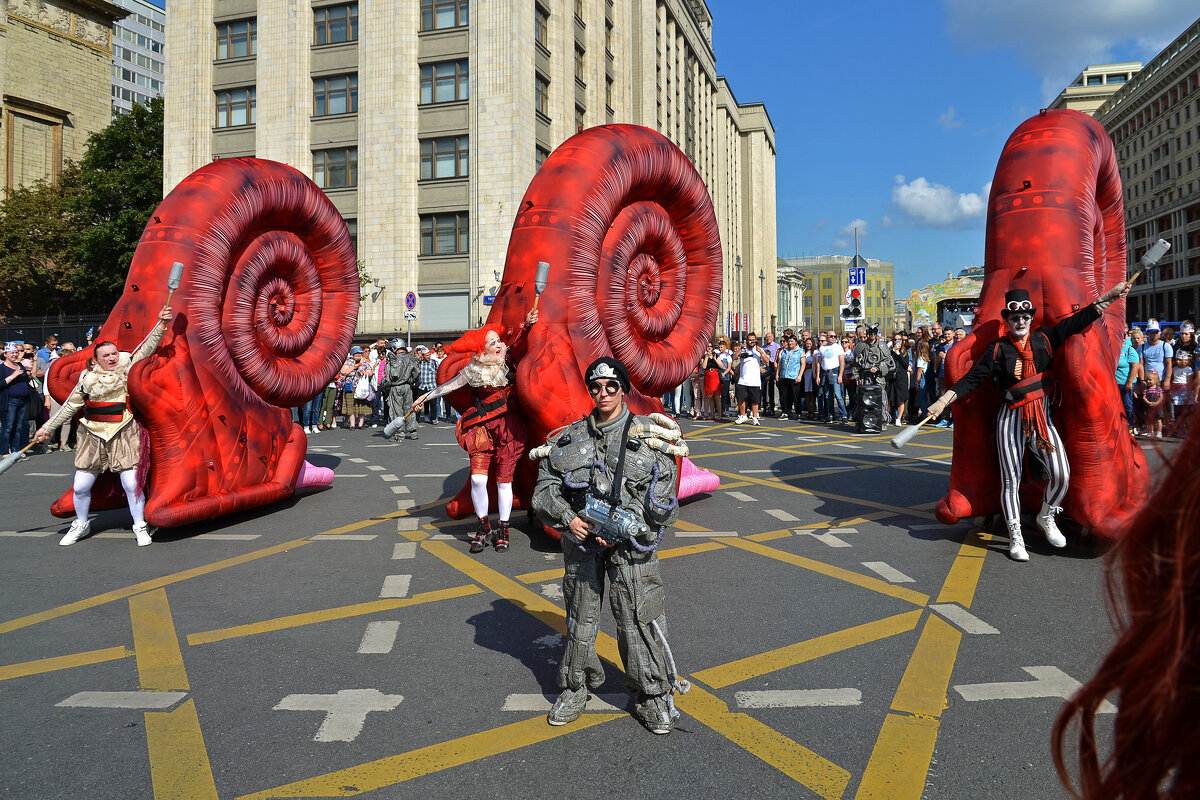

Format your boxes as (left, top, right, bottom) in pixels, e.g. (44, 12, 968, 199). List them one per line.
(513, 540, 727, 585)
(129, 589, 218, 799)
(422, 539, 849, 794)
(678, 685, 850, 800)
(186, 584, 483, 646)
(144, 699, 219, 800)
(0, 499, 452, 637)
(936, 531, 993, 607)
(130, 589, 189, 691)
(720, 538, 930, 606)
(693, 609, 923, 689)
(707, 469, 938, 521)
(747, 529, 792, 541)
(0, 645, 133, 682)
(237, 713, 619, 799)
(855, 529, 988, 798)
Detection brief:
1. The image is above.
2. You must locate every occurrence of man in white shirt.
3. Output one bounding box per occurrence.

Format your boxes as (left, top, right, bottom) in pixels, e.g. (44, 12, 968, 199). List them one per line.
(734, 333, 769, 425)
(818, 331, 847, 422)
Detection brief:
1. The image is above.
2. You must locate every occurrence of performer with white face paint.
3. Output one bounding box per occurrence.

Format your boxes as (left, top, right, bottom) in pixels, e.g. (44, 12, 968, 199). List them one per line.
(927, 283, 1131, 561)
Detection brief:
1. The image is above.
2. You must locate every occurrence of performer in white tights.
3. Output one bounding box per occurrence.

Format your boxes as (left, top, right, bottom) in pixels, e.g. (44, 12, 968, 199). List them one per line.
(35, 306, 172, 547)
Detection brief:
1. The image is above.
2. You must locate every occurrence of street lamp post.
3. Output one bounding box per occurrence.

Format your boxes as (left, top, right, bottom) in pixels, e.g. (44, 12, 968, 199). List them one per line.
(758, 268, 766, 335)
(735, 255, 743, 341)
(880, 288, 889, 334)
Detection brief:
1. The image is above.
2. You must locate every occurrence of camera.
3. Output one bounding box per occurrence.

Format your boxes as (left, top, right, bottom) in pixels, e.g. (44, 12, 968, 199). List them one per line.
(580, 494, 648, 544)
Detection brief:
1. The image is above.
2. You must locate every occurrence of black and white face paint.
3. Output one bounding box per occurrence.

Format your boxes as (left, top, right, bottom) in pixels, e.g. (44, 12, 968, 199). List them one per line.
(1006, 313, 1033, 338)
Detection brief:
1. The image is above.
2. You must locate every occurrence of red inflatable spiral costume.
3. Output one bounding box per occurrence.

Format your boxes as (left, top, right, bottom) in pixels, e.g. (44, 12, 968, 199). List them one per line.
(437, 125, 724, 521)
(938, 109, 1149, 538)
(47, 158, 359, 528)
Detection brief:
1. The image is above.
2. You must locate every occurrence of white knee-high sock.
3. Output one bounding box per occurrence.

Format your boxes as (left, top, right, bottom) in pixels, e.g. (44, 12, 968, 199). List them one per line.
(72, 470, 97, 523)
(119, 469, 146, 527)
(470, 474, 489, 518)
(497, 482, 513, 522)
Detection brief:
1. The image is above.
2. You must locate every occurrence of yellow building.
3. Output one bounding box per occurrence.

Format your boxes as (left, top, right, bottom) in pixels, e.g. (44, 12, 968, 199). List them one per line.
(1, 0, 127, 192)
(164, 0, 778, 339)
(1048, 62, 1141, 117)
(778, 254, 895, 334)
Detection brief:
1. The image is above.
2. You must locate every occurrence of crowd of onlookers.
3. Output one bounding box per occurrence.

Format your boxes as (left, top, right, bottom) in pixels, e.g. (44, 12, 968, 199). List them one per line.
(292, 338, 457, 436)
(2, 335, 83, 459)
(662, 323, 967, 429)
(1116, 319, 1197, 439)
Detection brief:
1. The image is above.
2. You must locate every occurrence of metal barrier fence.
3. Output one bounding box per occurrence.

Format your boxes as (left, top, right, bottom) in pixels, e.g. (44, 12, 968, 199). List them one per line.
(0, 314, 109, 349)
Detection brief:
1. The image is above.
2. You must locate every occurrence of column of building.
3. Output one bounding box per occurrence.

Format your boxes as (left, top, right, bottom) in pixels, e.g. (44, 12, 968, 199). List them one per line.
(163, 0, 214, 193)
(256, 0, 310, 170)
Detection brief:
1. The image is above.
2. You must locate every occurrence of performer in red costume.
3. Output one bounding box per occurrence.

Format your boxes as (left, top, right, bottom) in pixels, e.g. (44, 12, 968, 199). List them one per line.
(927, 281, 1130, 561)
(34, 304, 173, 547)
(413, 308, 539, 554)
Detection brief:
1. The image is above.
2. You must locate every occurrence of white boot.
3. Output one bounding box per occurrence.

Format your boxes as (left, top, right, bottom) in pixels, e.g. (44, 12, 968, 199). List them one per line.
(133, 522, 154, 547)
(1035, 502, 1066, 548)
(59, 519, 90, 546)
(1006, 519, 1029, 562)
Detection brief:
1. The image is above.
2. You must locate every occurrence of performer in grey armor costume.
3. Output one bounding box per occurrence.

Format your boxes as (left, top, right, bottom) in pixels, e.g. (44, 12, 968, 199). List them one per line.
(381, 340, 419, 442)
(849, 325, 894, 433)
(531, 357, 689, 735)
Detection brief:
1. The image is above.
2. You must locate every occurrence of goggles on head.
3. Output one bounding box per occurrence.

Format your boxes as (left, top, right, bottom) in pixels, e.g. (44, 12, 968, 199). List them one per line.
(1005, 300, 1034, 312)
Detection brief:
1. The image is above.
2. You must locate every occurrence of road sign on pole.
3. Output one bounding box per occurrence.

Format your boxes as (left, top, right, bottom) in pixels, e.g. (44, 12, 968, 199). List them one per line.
(404, 292, 417, 310)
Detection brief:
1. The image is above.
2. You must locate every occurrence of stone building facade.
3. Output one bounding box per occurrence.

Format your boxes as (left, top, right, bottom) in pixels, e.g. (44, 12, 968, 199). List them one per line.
(1, 0, 126, 192)
(164, 0, 777, 339)
(1096, 17, 1200, 324)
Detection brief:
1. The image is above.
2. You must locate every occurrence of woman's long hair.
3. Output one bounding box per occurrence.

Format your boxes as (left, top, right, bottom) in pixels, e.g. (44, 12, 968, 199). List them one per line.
(1053, 422, 1200, 798)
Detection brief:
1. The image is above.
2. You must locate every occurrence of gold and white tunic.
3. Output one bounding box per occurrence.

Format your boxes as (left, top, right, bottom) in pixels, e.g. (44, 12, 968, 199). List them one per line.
(43, 322, 167, 472)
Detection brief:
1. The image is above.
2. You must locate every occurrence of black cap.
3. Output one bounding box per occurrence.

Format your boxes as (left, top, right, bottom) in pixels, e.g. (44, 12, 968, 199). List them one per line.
(584, 357, 631, 393)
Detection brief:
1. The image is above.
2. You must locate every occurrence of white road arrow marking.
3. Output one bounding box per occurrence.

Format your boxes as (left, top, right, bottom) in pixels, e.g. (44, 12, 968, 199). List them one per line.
(734, 689, 861, 708)
(274, 689, 404, 741)
(57, 691, 188, 710)
(931, 603, 999, 634)
(953, 667, 1115, 712)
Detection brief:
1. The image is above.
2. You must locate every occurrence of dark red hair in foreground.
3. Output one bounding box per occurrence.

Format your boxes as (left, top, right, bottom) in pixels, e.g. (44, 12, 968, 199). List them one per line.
(1053, 422, 1200, 798)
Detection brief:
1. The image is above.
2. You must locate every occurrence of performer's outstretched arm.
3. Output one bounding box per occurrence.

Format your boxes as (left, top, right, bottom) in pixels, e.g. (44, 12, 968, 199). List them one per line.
(1045, 281, 1130, 349)
(412, 372, 469, 412)
(928, 344, 998, 418)
(131, 306, 173, 363)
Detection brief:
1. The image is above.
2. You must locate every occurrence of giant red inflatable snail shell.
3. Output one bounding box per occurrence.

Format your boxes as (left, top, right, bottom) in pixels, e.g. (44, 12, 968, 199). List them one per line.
(47, 158, 359, 528)
(938, 109, 1149, 538)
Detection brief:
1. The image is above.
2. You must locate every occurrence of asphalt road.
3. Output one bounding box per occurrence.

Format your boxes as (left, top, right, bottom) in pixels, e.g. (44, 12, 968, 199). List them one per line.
(0, 413, 1159, 800)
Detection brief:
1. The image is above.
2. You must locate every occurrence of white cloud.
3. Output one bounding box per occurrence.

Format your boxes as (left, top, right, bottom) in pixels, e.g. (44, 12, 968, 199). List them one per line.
(839, 219, 869, 238)
(881, 215, 895, 228)
(892, 177, 992, 228)
(937, 106, 963, 130)
(943, 0, 1193, 102)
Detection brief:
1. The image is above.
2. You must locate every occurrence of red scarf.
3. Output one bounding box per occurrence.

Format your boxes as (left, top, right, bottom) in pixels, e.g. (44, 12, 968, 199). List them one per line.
(1008, 333, 1055, 453)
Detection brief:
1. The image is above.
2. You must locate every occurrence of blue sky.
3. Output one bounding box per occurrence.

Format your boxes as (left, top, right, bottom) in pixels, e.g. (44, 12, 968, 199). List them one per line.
(705, 0, 1197, 297)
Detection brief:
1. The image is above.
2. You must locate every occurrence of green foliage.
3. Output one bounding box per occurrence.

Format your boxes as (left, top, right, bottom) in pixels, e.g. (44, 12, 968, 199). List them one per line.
(0, 98, 164, 316)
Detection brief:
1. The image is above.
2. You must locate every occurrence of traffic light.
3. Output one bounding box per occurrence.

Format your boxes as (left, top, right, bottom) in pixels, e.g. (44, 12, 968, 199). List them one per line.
(847, 287, 863, 320)
(840, 304, 851, 319)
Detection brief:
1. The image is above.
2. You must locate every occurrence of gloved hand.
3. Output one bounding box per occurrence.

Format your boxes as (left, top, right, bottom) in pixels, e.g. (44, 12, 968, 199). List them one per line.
(1094, 281, 1131, 311)
(927, 389, 958, 420)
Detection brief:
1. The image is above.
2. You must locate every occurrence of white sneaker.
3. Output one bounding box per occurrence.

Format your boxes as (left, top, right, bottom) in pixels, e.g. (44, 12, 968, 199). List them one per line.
(371, 424, 378, 429)
(133, 522, 154, 547)
(1036, 502, 1066, 548)
(1155, 431, 1163, 439)
(751, 417, 761, 426)
(310, 427, 319, 434)
(59, 519, 90, 546)
(1006, 521, 1029, 562)
(330, 421, 338, 429)
(735, 415, 748, 424)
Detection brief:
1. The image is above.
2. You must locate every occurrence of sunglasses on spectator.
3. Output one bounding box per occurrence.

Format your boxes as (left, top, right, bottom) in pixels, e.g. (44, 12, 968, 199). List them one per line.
(588, 380, 621, 396)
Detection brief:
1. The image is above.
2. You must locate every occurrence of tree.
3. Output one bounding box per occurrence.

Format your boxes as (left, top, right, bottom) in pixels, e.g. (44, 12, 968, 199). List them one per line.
(69, 97, 164, 309)
(0, 164, 83, 316)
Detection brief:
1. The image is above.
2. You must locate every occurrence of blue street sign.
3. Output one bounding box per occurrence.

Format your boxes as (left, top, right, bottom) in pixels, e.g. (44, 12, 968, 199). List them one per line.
(848, 266, 866, 285)
(404, 291, 417, 310)
(483, 295, 496, 305)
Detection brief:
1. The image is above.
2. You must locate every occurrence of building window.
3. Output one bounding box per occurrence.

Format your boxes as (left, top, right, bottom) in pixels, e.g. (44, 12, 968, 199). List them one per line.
(605, 75, 613, 109)
(822, 294, 833, 307)
(575, 45, 585, 84)
(822, 276, 832, 290)
(575, 104, 585, 129)
(536, 146, 550, 170)
(535, 75, 550, 117)
(420, 0, 468, 31)
(420, 135, 469, 179)
(313, 147, 358, 189)
(420, 60, 469, 104)
(823, 315, 833, 329)
(215, 87, 256, 127)
(314, 4, 358, 45)
(420, 212, 469, 255)
(575, 0, 584, 19)
(535, 5, 549, 47)
(345, 218, 357, 253)
(314, 74, 358, 116)
(216, 19, 256, 59)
